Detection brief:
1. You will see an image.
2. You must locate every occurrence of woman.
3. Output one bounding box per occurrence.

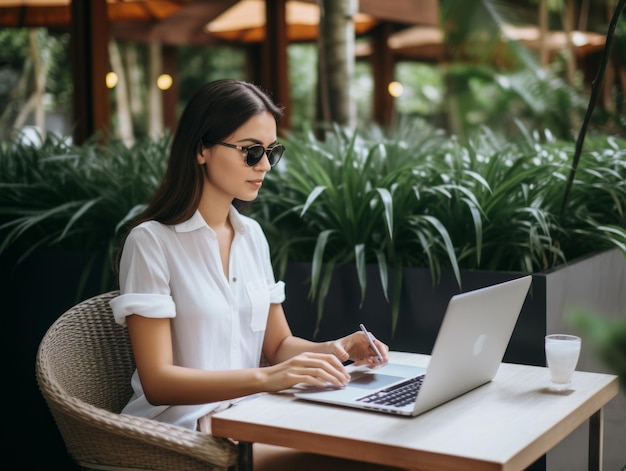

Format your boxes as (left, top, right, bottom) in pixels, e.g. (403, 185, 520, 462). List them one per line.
(110, 80, 402, 469)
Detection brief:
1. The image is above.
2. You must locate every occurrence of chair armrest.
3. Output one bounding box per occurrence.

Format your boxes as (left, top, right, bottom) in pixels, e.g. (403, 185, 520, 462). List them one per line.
(48, 393, 239, 467)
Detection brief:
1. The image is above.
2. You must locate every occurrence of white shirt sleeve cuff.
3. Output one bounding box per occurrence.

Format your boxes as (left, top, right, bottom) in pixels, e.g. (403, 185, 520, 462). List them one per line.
(109, 293, 176, 326)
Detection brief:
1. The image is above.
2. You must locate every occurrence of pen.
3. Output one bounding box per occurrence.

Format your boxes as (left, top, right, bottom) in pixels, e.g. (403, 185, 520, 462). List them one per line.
(359, 323, 384, 362)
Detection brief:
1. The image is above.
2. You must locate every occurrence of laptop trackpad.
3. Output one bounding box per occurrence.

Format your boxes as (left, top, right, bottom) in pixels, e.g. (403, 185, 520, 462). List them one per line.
(349, 373, 405, 390)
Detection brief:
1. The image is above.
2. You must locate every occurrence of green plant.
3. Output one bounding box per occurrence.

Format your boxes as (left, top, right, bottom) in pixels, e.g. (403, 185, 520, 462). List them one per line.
(250, 120, 626, 333)
(0, 132, 169, 292)
(567, 307, 626, 391)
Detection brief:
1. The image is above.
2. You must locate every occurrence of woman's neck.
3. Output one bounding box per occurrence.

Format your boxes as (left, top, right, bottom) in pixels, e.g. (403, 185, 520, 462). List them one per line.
(197, 193, 232, 231)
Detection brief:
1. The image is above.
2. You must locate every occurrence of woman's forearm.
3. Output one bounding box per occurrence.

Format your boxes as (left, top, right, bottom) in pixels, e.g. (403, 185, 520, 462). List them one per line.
(141, 365, 269, 406)
(271, 335, 333, 364)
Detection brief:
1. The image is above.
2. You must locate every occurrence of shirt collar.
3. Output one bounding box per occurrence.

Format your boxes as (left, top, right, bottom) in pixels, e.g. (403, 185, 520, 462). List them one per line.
(173, 206, 249, 234)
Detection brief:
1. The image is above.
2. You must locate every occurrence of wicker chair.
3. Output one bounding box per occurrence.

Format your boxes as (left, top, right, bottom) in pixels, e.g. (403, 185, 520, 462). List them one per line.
(36, 290, 245, 471)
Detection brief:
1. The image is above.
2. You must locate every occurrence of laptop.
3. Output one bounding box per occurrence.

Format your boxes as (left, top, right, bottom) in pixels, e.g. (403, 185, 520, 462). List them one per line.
(293, 275, 532, 416)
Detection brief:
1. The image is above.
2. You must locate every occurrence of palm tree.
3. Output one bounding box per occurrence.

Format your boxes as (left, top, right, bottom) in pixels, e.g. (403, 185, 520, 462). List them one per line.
(316, 0, 357, 128)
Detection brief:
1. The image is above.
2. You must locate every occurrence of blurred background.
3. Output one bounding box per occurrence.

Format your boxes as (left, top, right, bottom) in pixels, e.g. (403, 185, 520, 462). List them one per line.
(0, 0, 624, 146)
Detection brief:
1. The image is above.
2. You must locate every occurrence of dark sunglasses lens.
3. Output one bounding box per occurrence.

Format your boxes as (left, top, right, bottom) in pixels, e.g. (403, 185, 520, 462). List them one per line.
(245, 145, 265, 166)
(245, 144, 284, 166)
(268, 145, 284, 166)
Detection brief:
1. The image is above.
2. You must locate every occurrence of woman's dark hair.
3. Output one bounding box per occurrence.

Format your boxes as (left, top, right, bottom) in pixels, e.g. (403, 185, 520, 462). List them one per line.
(114, 79, 283, 277)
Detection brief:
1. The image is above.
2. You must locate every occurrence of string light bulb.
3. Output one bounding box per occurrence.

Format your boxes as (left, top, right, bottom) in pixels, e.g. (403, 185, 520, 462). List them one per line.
(157, 74, 173, 91)
(105, 72, 118, 89)
(388, 81, 404, 97)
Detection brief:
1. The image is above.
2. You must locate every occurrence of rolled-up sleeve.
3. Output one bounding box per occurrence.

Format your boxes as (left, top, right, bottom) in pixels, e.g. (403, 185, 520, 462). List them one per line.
(268, 280, 285, 304)
(110, 293, 175, 326)
(111, 224, 175, 326)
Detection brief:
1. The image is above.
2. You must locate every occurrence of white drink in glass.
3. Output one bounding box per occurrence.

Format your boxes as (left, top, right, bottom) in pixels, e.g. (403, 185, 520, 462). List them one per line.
(545, 334, 581, 390)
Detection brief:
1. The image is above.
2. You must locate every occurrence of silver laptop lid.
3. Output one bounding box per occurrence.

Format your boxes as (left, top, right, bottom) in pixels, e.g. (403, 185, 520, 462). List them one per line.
(412, 275, 532, 414)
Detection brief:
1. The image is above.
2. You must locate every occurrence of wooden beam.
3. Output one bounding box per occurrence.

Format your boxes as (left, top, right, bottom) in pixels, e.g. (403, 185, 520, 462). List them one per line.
(70, 0, 110, 143)
(262, 0, 291, 129)
(371, 22, 395, 127)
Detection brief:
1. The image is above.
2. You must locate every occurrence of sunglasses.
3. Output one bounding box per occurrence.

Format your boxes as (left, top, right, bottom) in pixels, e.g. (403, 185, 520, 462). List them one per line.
(217, 141, 285, 167)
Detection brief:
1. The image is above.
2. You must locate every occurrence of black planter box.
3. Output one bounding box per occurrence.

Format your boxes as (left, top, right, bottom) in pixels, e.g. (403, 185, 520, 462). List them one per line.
(283, 262, 546, 365)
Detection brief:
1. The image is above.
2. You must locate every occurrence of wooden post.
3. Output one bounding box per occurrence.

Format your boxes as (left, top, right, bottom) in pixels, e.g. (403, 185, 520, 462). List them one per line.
(370, 22, 395, 127)
(70, 0, 110, 144)
(262, 0, 290, 129)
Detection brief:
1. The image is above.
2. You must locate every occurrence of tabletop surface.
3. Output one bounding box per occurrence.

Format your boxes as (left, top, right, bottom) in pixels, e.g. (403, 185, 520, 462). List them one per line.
(211, 351, 618, 471)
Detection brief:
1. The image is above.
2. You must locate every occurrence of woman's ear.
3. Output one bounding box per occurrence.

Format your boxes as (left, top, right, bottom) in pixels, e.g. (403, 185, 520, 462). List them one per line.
(197, 147, 207, 165)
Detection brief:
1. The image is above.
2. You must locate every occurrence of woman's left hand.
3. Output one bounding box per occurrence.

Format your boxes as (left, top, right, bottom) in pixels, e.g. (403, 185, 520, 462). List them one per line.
(328, 330, 389, 368)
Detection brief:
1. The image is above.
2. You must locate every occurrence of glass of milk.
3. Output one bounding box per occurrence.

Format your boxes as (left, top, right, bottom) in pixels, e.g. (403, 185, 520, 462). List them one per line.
(545, 334, 581, 390)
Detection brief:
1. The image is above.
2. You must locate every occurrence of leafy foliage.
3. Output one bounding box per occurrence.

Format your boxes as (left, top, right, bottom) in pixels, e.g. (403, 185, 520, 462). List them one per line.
(250, 121, 626, 331)
(0, 132, 169, 289)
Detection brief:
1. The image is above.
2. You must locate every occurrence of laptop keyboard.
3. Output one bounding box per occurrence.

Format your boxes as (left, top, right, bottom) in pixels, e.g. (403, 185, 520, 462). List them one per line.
(356, 375, 425, 407)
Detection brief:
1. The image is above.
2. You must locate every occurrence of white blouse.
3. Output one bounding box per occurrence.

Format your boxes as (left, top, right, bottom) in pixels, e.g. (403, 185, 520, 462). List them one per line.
(109, 207, 285, 430)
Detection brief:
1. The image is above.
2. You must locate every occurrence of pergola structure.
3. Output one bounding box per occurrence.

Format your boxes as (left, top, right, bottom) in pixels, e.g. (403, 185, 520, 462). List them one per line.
(0, 0, 440, 143)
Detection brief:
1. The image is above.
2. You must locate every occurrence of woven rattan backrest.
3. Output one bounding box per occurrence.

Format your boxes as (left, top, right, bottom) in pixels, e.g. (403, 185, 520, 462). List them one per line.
(38, 290, 135, 413)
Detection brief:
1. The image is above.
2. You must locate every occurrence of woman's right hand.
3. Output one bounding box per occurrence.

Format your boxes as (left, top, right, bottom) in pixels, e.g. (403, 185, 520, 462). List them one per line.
(261, 352, 351, 391)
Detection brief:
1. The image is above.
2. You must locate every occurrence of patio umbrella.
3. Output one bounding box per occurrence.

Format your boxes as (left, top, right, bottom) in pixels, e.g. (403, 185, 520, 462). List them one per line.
(205, 0, 377, 43)
(0, 0, 193, 29)
(366, 24, 607, 62)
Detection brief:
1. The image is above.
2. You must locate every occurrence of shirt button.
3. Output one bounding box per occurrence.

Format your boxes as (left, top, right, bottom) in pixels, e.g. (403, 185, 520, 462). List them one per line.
(232, 277, 237, 282)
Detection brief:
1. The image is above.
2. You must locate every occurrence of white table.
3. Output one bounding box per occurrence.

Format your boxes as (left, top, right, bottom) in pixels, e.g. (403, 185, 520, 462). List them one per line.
(213, 351, 619, 471)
